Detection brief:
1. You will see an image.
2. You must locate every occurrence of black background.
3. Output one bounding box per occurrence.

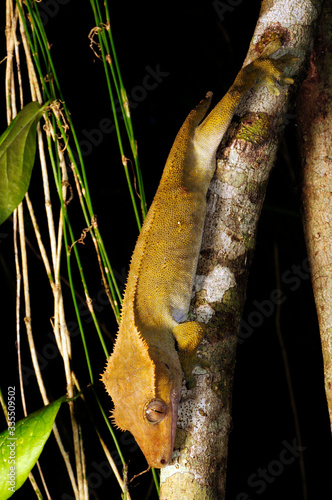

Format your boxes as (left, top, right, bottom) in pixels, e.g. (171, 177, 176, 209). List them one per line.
(1, 1, 331, 499)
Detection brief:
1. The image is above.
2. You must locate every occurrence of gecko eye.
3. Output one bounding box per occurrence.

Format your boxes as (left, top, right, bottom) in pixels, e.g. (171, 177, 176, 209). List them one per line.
(145, 399, 167, 424)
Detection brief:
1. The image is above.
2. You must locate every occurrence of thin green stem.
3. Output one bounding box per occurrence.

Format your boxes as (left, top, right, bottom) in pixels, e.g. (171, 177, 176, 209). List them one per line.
(89, 0, 147, 224)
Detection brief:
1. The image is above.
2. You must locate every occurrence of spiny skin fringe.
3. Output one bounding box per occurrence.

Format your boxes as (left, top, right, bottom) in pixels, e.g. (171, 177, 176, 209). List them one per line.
(114, 209, 158, 394)
(103, 297, 157, 403)
(109, 322, 152, 355)
(111, 410, 126, 431)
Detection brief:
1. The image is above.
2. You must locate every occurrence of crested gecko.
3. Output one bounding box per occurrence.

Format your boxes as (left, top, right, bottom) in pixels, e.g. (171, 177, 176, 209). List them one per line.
(102, 38, 295, 468)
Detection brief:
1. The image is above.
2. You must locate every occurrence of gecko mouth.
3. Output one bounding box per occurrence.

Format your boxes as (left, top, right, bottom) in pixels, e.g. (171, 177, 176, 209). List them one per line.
(169, 386, 180, 460)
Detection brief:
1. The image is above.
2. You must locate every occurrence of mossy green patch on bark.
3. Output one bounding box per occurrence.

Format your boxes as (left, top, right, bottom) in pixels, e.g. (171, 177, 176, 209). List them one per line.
(241, 232, 256, 251)
(221, 287, 242, 312)
(235, 112, 273, 144)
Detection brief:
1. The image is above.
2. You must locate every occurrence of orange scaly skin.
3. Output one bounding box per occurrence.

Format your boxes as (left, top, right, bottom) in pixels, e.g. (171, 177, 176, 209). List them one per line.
(102, 40, 295, 468)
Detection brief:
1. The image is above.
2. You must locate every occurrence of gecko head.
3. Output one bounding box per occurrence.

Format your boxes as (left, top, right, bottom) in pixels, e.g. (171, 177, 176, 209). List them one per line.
(102, 334, 182, 468)
(127, 378, 180, 469)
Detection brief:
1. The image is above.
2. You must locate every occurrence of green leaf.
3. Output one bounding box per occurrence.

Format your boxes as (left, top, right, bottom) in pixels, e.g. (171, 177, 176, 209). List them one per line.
(0, 101, 48, 226)
(0, 396, 65, 499)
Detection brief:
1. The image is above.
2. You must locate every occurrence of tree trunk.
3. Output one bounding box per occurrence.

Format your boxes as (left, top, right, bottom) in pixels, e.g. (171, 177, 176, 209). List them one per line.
(298, 0, 332, 430)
